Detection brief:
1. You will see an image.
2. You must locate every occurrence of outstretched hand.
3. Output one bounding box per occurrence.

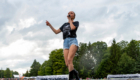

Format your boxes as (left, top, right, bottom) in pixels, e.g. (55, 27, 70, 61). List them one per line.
(46, 20, 51, 26)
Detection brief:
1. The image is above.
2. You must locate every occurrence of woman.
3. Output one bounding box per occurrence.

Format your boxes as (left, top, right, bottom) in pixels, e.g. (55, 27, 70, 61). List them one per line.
(46, 11, 79, 80)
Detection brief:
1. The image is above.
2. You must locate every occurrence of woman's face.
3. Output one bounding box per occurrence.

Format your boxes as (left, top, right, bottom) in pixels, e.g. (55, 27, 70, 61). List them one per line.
(68, 11, 75, 20)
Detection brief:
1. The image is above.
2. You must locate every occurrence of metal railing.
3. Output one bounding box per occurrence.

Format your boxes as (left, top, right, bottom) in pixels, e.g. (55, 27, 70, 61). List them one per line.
(80, 79, 107, 80)
(0, 78, 35, 80)
(0, 78, 107, 80)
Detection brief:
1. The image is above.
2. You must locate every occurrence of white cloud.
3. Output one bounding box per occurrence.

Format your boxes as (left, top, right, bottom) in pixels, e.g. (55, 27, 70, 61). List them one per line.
(19, 18, 36, 29)
(102, 33, 117, 46)
(14, 67, 31, 75)
(6, 17, 36, 32)
(46, 38, 63, 51)
(0, 39, 37, 57)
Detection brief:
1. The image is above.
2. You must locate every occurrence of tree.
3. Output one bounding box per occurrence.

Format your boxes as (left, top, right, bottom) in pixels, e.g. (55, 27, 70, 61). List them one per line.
(127, 40, 139, 60)
(45, 60, 53, 75)
(0, 70, 4, 78)
(109, 39, 121, 74)
(10, 71, 14, 78)
(23, 70, 29, 77)
(117, 53, 135, 74)
(21, 39, 140, 78)
(94, 39, 121, 78)
(45, 49, 68, 75)
(134, 54, 140, 73)
(75, 42, 90, 78)
(94, 58, 110, 78)
(94, 47, 111, 78)
(91, 41, 107, 66)
(13, 71, 19, 75)
(29, 59, 41, 76)
(74, 41, 107, 78)
(127, 40, 140, 73)
(38, 61, 48, 75)
(4, 68, 11, 78)
(117, 40, 128, 53)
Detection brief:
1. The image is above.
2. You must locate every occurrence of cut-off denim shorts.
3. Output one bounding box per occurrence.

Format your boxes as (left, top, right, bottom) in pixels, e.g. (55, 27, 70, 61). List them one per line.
(63, 37, 78, 50)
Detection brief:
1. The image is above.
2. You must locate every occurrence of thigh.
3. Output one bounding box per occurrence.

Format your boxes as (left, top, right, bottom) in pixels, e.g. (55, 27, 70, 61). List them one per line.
(68, 44, 78, 60)
(63, 49, 69, 66)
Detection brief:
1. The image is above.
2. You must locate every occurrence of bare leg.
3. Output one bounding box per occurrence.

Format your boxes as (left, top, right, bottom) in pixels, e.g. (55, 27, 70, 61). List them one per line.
(67, 44, 78, 72)
(63, 49, 69, 67)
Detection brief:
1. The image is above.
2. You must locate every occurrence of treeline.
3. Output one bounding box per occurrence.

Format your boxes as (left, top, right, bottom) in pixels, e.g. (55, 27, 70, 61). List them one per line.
(23, 60, 41, 77)
(0, 68, 19, 78)
(95, 39, 140, 78)
(23, 39, 140, 78)
(23, 49, 67, 77)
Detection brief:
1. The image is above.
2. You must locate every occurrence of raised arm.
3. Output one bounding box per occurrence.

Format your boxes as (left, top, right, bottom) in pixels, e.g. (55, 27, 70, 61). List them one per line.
(46, 21, 61, 34)
(67, 15, 76, 30)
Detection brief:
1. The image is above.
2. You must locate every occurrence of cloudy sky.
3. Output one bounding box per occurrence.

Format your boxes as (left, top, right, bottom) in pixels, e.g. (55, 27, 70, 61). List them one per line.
(0, 0, 140, 74)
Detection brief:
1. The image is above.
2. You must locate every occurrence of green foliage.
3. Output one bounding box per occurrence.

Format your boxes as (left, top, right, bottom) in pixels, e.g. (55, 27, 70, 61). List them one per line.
(0, 68, 18, 78)
(94, 39, 121, 78)
(45, 60, 53, 75)
(127, 40, 139, 60)
(74, 41, 107, 78)
(29, 59, 41, 76)
(134, 52, 140, 73)
(117, 53, 135, 74)
(38, 61, 48, 75)
(4, 68, 11, 78)
(38, 49, 68, 76)
(94, 58, 110, 78)
(23, 39, 140, 79)
(47, 49, 68, 75)
(109, 39, 121, 74)
(0, 70, 4, 78)
(91, 41, 107, 66)
(13, 71, 19, 75)
(117, 40, 128, 53)
(76, 42, 94, 78)
(10, 71, 14, 78)
(23, 70, 30, 77)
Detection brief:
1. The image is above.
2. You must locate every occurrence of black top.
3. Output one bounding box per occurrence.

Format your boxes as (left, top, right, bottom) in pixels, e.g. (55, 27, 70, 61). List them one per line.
(59, 21, 79, 39)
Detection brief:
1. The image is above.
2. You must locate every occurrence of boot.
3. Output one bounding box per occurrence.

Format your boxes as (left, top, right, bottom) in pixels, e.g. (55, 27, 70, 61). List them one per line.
(73, 69, 79, 80)
(69, 70, 74, 80)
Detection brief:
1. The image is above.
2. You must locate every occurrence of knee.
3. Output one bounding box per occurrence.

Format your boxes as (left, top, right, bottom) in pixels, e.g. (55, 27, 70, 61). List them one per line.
(67, 58, 73, 65)
(65, 62, 68, 67)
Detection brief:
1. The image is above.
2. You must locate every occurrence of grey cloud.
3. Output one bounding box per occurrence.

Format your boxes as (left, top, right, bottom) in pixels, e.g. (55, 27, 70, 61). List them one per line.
(0, 0, 16, 28)
(78, 1, 140, 44)
(0, 52, 48, 69)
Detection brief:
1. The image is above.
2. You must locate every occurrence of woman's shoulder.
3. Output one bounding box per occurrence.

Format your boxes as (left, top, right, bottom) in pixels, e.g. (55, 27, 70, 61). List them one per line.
(73, 21, 79, 23)
(65, 21, 79, 23)
(74, 21, 79, 23)
(73, 21, 79, 25)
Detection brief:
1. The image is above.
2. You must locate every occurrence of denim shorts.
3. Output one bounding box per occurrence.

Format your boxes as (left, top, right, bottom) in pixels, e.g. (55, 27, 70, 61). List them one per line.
(63, 37, 78, 49)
